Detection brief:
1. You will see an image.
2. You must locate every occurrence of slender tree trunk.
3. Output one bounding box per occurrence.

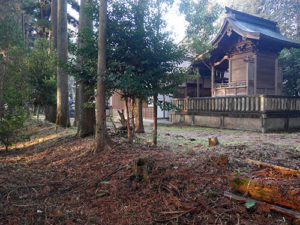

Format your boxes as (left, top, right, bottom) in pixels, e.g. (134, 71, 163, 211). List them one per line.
(74, 84, 79, 126)
(36, 105, 40, 121)
(45, 104, 57, 123)
(125, 97, 132, 143)
(43, 0, 57, 123)
(77, 0, 95, 137)
(296, 6, 300, 39)
(45, 105, 56, 123)
(56, 0, 70, 127)
(152, 95, 158, 146)
(130, 98, 135, 138)
(94, 0, 111, 151)
(135, 98, 144, 133)
(51, 0, 57, 49)
(40, 0, 46, 38)
(78, 84, 95, 137)
(0, 62, 4, 119)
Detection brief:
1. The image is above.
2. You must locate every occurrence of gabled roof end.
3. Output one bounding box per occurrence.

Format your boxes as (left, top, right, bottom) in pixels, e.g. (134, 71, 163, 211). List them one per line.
(225, 7, 278, 31)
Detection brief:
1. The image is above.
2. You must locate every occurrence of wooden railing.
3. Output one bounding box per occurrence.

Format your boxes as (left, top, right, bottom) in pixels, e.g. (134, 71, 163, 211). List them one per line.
(172, 95, 300, 113)
(214, 81, 247, 89)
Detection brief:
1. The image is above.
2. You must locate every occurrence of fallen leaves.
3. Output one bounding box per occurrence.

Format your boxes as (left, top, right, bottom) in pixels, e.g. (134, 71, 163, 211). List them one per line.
(0, 122, 298, 224)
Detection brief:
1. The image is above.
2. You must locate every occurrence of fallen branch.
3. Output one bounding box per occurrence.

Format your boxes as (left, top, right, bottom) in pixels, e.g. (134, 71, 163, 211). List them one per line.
(224, 191, 300, 219)
(97, 166, 126, 185)
(246, 159, 300, 176)
(154, 207, 196, 223)
(1, 182, 62, 190)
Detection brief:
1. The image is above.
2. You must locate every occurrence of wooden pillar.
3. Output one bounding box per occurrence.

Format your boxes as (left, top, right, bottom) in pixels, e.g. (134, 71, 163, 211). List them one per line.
(254, 54, 257, 95)
(211, 66, 215, 97)
(275, 58, 278, 95)
(246, 56, 255, 95)
(196, 77, 200, 97)
(275, 58, 282, 95)
(278, 65, 283, 95)
(229, 59, 232, 83)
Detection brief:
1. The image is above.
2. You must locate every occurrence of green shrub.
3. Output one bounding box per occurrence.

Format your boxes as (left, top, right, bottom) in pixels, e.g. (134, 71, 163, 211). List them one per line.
(0, 106, 27, 151)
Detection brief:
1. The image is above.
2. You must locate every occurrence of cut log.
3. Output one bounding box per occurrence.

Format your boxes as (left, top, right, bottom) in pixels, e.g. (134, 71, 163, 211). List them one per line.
(229, 173, 300, 211)
(224, 191, 300, 220)
(246, 159, 300, 176)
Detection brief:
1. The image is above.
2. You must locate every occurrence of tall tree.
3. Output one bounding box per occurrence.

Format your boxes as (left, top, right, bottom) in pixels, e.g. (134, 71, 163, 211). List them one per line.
(56, 0, 70, 127)
(94, 0, 111, 151)
(0, 1, 29, 150)
(135, 99, 144, 133)
(263, 0, 299, 38)
(77, 0, 95, 137)
(227, 0, 266, 16)
(147, 0, 185, 146)
(25, 39, 56, 117)
(106, 0, 185, 145)
(51, 0, 58, 49)
(179, 0, 222, 56)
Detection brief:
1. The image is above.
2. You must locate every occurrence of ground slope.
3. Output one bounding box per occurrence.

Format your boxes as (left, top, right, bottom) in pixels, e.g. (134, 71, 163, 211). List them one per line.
(0, 121, 299, 224)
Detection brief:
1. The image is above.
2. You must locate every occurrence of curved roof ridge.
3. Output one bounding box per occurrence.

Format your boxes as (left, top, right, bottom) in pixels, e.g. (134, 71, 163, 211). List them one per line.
(225, 7, 278, 31)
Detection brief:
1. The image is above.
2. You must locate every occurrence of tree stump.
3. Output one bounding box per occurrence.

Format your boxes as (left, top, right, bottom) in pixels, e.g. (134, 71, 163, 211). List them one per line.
(208, 137, 219, 146)
(131, 158, 153, 182)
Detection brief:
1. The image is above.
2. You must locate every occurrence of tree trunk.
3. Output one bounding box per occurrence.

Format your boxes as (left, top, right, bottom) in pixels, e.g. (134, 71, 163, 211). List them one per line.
(130, 98, 135, 137)
(135, 98, 144, 133)
(43, 0, 57, 124)
(56, 0, 70, 127)
(296, 6, 300, 39)
(51, 0, 57, 49)
(36, 105, 40, 121)
(152, 95, 158, 146)
(74, 84, 79, 126)
(40, 0, 46, 38)
(77, 0, 95, 137)
(78, 84, 95, 137)
(94, 0, 111, 151)
(0, 61, 4, 119)
(45, 105, 57, 123)
(125, 97, 132, 143)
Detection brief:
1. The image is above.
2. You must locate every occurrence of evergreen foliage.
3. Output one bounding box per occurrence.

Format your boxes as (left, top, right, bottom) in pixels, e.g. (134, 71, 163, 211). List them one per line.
(179, 0, 222, 56)
(24, 39, 57, 107)
(280, 48, 300, 96)
(0, 46, 28, 150)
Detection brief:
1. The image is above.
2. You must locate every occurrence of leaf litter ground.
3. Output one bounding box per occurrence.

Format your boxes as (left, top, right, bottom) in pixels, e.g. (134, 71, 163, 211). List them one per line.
(0, 120, 299, 224)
